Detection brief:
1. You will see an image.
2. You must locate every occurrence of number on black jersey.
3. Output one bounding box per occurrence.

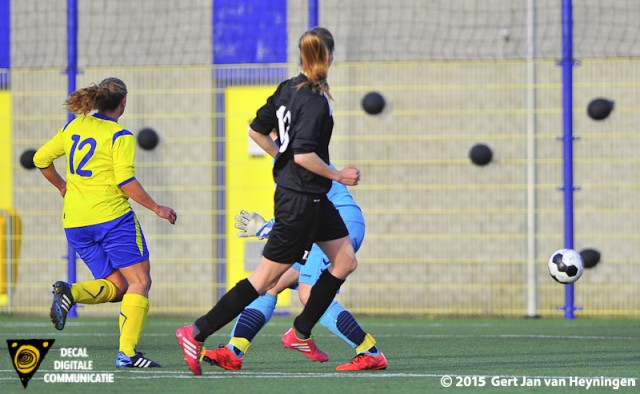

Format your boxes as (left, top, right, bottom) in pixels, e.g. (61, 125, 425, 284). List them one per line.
(275, 105, 291, 152)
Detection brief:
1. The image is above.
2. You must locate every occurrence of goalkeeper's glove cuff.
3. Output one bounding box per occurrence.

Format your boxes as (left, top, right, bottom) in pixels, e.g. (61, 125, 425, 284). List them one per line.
(256, 218, 275, 239)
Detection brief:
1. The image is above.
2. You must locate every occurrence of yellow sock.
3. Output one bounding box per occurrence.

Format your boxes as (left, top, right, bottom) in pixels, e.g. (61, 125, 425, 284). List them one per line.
(229, 337, 252, 354)
(356, 333, 377, 354)
(71, 279, 116, 304)
(118, 294, 149, 357)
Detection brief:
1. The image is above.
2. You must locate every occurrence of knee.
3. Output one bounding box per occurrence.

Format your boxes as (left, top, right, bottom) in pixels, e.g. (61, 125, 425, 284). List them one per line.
(257, 278, 278, 295)
(340, 255, 358, 275)
(331, 256, 358, 280)
(133, 275, 152, 293)
(109, 279, 128, 302)
(346, 256, 358, 274)
(122, 272, 152, 297)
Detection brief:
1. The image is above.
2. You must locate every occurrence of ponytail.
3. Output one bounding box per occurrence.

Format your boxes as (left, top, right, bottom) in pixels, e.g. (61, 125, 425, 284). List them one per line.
(297, 31, 332, 99)
(65, 77, 127, 115)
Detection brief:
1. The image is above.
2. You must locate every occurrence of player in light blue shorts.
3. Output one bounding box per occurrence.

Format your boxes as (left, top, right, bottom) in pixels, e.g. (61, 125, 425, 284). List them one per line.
(201, 175, 387, 371)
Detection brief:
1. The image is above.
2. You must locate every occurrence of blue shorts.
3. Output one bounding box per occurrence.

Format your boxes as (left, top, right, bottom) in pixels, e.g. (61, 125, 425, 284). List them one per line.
(64, 211, 150, 279)
(292, 219, 365, 286)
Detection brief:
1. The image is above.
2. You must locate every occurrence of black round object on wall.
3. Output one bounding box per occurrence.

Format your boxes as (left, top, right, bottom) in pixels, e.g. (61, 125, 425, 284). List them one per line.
(469, 143, 493, 166)
(580, 248, 601, 269)
(587, 98, 614, 121)
(137, 128, 160, 150)
(20, 149, 37, 170)
(361, 91, 385, 115)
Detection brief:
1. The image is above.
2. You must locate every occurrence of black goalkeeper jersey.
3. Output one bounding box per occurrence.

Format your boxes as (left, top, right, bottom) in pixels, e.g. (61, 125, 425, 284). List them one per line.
(250, 73, 334, 195)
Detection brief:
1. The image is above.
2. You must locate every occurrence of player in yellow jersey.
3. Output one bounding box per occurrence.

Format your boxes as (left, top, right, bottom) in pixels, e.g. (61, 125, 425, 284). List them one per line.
(33, 77, 176, 369)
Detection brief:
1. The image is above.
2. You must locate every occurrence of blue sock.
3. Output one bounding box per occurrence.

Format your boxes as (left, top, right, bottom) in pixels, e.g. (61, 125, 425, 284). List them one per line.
(319, 301, 379, 355)
(229, 293, 277, 355)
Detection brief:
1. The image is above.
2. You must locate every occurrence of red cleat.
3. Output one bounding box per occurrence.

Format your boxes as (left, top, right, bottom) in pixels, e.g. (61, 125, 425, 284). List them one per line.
(336, 352, 388, 371)
(176, 325, 203, 376)
(281, 327, 329, 362)
(201, 345, 243, 371)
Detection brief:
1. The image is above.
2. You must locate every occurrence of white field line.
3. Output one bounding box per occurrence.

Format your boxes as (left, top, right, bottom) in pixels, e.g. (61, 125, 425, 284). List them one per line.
(0, 330, 636, 340)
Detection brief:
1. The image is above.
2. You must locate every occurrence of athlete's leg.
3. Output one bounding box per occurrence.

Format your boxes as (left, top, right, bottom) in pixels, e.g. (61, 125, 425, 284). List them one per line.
(184, 187, 317, 374)
(192, 257, 290, 343)
(297, 220, 383, 368)
(293, 236, 356, 338)
(70, 269, 125, 305)
(322, 236, 358, 280)
(117, 260, 152, 357)
(104, 270, 128, 302)
(51, 225, 121, 330)
(179, 257, 289, 375)
(96, 212, 157, 363)
(202, 266, 300, 370)
(229, 267, 299, 353)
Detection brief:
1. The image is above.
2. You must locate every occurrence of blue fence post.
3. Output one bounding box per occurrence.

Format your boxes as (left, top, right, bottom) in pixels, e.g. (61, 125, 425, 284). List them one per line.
(308, 0, 318, 28)
(66, 0, 78, 319)
(560, 0, 577, 320)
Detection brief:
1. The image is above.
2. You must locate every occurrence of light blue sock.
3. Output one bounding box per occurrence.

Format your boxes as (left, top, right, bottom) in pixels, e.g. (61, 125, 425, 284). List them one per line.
(229, 293, 277, 343)
(319, 300, 357, 348)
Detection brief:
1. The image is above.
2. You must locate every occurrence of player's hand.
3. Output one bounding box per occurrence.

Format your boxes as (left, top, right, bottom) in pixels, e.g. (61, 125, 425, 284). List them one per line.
(337, 166, 361, 186)
(235, 210, 270, 238)
(155, 205, 177, 225)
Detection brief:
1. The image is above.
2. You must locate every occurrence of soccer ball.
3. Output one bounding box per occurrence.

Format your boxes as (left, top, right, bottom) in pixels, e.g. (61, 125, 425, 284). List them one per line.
(548, 248, 584, 284)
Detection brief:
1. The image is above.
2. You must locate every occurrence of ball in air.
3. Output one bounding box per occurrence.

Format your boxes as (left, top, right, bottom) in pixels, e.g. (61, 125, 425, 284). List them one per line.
(548, 248, 584, 284)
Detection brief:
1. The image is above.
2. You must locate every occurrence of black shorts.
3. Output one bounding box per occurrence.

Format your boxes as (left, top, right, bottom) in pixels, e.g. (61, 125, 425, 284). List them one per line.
(262, 186, 349, 265)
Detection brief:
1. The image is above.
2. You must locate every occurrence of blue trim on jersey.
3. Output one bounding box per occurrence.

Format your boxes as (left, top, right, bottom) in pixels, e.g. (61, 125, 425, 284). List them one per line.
(62, 118, 75, 132)
(118, 177, 136, 187)
(92, 113, 118, 122)
(112, 129, 133, 146)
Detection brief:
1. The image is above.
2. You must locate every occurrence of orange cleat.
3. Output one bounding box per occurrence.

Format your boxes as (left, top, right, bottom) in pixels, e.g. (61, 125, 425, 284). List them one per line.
(201, 345, 243, 371)
(176, 325, 203, 376)
(281, 327, 329, 362)
(336, 352, 387, 371)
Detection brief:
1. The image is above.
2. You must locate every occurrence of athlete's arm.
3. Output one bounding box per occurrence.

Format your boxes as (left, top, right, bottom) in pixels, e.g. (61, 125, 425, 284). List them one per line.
(249, 128, 279, 158)
(38, 164, 67, 197)
(120, 179, 177, 225)
(34, 129, 66, 196)
(294, 152, 360, 186)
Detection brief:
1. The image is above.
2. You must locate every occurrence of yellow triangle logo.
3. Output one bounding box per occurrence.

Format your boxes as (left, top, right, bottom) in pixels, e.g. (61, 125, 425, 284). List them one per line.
(6, 339, 55, 389)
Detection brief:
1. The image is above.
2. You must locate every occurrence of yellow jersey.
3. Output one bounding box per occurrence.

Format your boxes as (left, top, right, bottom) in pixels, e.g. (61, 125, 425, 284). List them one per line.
(34, 113, 136, 228)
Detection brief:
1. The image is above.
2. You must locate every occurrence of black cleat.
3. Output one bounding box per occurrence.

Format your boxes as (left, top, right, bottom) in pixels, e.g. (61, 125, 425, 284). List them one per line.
(50, 281, 75, 330)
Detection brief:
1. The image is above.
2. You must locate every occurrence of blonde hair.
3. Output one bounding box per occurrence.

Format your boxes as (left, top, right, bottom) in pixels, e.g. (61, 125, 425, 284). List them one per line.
(297, 31, 332, 99)
(65, 77, 127, 115)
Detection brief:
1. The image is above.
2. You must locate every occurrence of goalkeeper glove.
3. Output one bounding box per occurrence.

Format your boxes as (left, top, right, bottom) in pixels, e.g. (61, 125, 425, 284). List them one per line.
(234, 210, 274, 239)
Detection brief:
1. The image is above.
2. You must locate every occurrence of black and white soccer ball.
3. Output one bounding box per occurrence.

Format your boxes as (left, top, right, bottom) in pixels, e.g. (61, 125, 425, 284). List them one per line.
(548, 248, 584, 284)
